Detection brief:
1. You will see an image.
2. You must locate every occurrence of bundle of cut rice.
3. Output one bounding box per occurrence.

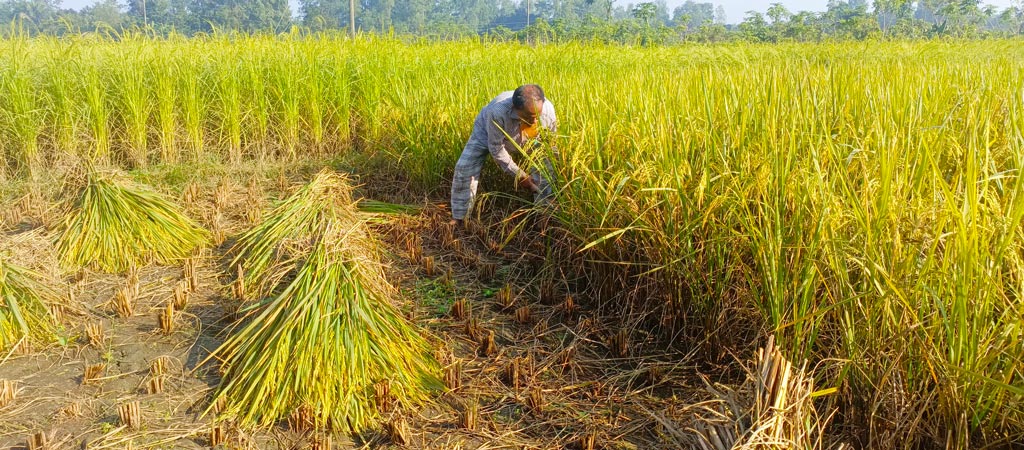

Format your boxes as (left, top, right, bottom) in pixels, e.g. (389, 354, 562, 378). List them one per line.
(57, 173, 208, 273)
(210, 170, 442, 432)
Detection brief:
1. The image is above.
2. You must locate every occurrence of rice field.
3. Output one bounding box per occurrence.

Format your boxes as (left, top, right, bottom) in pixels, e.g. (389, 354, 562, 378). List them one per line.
(1, 33, 1023, 448)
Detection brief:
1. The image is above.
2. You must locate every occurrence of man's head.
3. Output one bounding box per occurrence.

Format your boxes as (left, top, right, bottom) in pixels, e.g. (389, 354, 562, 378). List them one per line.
(512, 84, 545, 127)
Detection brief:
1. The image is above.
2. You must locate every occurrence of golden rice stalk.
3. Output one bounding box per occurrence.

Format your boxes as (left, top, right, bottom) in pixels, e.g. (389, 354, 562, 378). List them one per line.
(449, 298, 467, 320)
(478, 262, 495, 282)
(58, 401, 82, 418)
(527, 387, 545, 415)
(422, 256, 435, 277)
(496, 284, 514, 309)
(208, 217, 442, 432)
(28, 431, 47, 450)
(84, 322, 104, 347)
(57, 173, 209, 273)
(112, 287, 135, 318)
(310, 433, 332, 450)
(150, 356, 169, 376)
(386, 416, 410, 445)
(0, 257, 58, 351)
(460, 401, 479, 431)
(514, 305, 531, 324)
(172, 282, 189, 310)
(147, 375, 164, 394)
(209, 424, 225, 447)
(183, 258, 199, 292)
(444, 360, 462, 390)
(479, 330, 497, 357)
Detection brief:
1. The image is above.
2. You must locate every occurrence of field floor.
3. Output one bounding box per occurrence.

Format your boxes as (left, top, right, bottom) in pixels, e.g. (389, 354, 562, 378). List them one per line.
(0, 165, 716, 449)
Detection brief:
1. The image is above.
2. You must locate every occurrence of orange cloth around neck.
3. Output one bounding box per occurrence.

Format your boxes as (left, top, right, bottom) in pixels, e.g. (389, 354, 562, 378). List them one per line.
(520, 122, 539, 140)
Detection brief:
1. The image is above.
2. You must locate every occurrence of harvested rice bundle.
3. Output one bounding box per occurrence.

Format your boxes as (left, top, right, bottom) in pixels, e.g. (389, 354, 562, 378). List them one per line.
(210, 221, 442, 432)
(228, 169, 359, 298)
(0, 257, 58, 350)
(57, 173, 209, 273)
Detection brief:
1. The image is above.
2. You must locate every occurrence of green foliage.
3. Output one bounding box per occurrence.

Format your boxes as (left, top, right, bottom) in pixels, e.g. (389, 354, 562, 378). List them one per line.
(2, 0, 1022, 41)
(414, 277, 456, 317)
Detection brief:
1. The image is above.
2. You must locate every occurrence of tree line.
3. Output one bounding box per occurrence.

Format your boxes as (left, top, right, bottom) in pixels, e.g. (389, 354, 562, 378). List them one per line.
(2, 0, 1022, 42)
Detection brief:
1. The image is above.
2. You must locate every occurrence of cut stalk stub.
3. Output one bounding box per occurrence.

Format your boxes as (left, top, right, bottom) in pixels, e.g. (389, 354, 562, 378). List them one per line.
(479, 330, 497, 357)
(117, 401, 142, 430)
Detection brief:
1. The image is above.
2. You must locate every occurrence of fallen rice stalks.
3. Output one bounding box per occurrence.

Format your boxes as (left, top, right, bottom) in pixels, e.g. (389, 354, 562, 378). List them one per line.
(691, 337, 844, 450)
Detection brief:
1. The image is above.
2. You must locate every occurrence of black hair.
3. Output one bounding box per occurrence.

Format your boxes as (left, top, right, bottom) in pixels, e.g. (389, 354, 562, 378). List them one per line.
(512, 84, 545, 110)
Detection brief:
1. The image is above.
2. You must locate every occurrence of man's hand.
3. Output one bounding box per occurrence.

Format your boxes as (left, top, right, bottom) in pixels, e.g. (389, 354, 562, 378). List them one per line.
(517, 175, 539, 193)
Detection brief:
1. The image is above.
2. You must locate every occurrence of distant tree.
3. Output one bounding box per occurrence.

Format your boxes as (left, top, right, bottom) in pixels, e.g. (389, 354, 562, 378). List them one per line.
(632, 2, 657, 27)
(0, 0, 63, 33)
(80, 0, 127, 30)
(671, 1, 713, 30)
(584, 0, 614, 20)
(823, 0, 877, 39)
(300, 0, 347, 30)
(126, 0, 190, 31)
(738, 11, 770, 41)
(872, 0, 914, 32)
(190, 0, 291, 33)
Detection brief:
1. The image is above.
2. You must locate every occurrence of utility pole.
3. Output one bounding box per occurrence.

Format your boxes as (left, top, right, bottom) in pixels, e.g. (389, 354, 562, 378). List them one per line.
(141, 0, 147, 27)
(526, 0, 531, 42)
(349, 0, 355, 38)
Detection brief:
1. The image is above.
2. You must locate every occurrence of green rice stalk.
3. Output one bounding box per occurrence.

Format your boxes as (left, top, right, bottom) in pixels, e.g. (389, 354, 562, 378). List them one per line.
(153, 46, 178, 163)
(217, 54, 244, 163)
(82, 60, 110, 163)
(57, 173, 209, 273)
(0, 39, 44, 175)
(45, 38, 83, 157)
(270, 43, 302, 159)
(115, 44, 151, 167)
(178, 50, 207, 160)
(209, 205, 441, 432)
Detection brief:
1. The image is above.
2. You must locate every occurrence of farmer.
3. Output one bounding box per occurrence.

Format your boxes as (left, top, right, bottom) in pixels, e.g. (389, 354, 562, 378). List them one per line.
(450, 84, 557, 227)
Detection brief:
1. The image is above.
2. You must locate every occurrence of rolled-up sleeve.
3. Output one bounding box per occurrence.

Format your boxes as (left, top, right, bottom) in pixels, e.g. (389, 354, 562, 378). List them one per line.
(486, 118, 526, 178)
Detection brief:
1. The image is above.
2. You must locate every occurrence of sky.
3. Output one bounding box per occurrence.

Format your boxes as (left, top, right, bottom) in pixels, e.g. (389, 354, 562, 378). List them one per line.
(56, 0, 1019, 25)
